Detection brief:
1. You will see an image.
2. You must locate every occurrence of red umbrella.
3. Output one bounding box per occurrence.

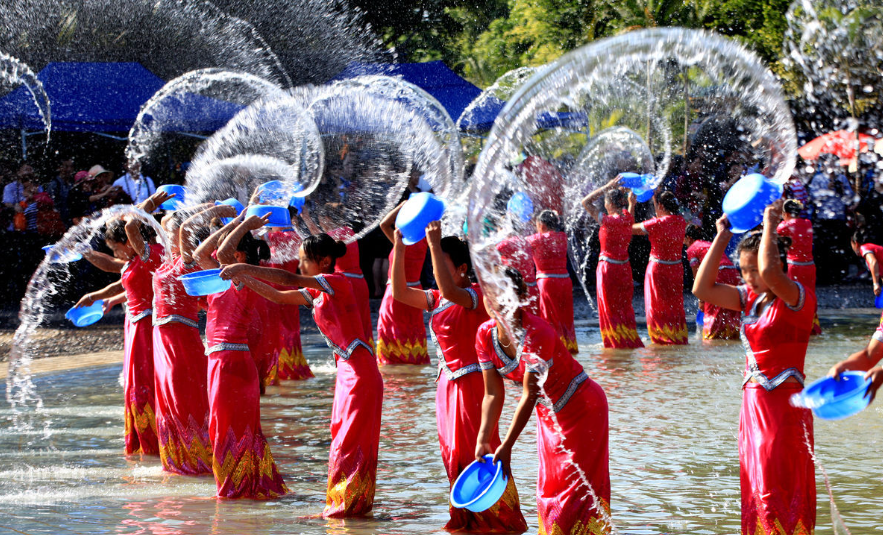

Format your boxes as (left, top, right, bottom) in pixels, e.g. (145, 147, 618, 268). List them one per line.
(798, 130, 876, 162)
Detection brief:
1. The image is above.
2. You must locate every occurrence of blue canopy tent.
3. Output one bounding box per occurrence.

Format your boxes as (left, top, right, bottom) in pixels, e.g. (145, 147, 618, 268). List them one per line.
(333, 61, 586, 135)
(0, 62, 244, 159)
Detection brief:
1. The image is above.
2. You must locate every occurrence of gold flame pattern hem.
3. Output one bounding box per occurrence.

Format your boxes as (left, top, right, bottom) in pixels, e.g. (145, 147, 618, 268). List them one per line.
(157, 413, 213, 475)
(323, 466, 377, 517)
(276, 346, 314, 381)
(647, 323, 688, 345)
(599, 325, 643, 348)
(376, 338, 429, 365)
(124, 401, 159, 455)
(747, 518, 813, 535)
(538, 498, 613, 535)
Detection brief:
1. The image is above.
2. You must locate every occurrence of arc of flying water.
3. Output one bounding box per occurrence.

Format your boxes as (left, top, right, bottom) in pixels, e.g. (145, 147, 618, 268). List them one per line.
(0, 51, 51, 144)
(5, 206, 170, 438)
(125, 68, 285, 169)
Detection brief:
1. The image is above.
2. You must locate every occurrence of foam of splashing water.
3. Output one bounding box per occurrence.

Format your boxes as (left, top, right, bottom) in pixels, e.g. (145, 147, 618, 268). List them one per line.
(457, 66, 546, 134)
(0, 51, 51, 141)
(468, 28, 798, 530)
(126, 68, 285, 169)
(280, 83, 454, 242)
(5, 205, 170, 439)
(185, 93, 324, 206)
(563, 126, 659, 315)
(0, 0, 292, 85)
(802, 421, 853, 535)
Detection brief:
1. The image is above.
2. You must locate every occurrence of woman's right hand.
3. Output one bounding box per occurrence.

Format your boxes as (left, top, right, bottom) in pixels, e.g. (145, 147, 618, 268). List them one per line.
(874, 282, 881, 297)
(393, 228, 405, 251)
(715, 215, 732, 237)
(75, 293, 95, 308)
(475, 441, 493, 462)
(220, 264, 245, 280)
(828, 358, 855, 380)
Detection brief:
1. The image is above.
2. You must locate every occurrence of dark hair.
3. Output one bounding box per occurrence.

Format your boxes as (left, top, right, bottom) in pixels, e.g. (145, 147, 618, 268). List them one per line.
(501, 266, 528, 300)
(537, 209, 563, 232)
(851, 230, 866, 244)
(236, 232, 271, 266)
(654, 190, 679, 213)
(783, 199, 803, 216)
(439, 236, 471, 271)
(166, 210, 189, 232)
(736, 232, 791, 271)
(104, 218, 157, 245)
(302, 233, 347, 271)
(685, 224, 704, 241)
(605, 188, 627, 209)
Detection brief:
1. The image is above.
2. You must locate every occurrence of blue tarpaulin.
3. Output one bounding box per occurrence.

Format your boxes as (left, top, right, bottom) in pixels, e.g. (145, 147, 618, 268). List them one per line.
(0, 62, 243, 134)
(333, 61, 586, 134)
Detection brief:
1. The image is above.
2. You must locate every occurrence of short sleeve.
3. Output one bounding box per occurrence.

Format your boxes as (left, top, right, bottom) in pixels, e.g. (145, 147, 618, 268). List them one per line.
(425, 289, 439, 310)
(475, 324, 500, 370)
(784, 281, 807, 312)
(642, 217, 658, 236)
(300, 287, 320, 307)
(737, 284, 749, 313)
(314, 274, 334, 295)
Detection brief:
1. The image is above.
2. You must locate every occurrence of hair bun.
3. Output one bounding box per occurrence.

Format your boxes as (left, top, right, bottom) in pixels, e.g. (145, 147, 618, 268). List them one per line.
(333, 240, 348, 259)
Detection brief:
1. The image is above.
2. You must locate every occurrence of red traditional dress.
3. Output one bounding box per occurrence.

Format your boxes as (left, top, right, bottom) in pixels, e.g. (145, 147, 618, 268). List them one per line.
(476, 313, 610, 535)
(265, 231, 312, 381)
(686, 240, 741, 340)
(526, 231, 578, 353)
(300, 273, 383, 517)
(376, 239, 429, 364)
(426, 283, 528, 531)
(596, 210, 642, 348)
(330, 226, 372, 343)
(737, 282, 816, 535)
(152, 255, 211, 474)
(777, 218, 821, 335)
(249, 279, 282, 390)
(205, 283, 287, 499)
(121, 242, 163, 456)
(497, 235, 540, 315)
(641, 215, 688, 344)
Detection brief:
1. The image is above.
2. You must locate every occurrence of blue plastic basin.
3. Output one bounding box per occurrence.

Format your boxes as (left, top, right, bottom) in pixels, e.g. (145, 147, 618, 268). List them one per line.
(178, 269, 232, 296)
(800, 371, 872, 420)
(289, 195, 305, 214)
(506, 192, 534, 222)
(633, 187, 655, 203)
(395, 192, 445, 245)
(216, 198, 245, 225)
(875, 293, 883, 309)
(696, 310, 704, 326)
(619, 172, 655, 189)
(450, 455, 508, 512)
(257, 180, 289, 203)
(42, 245, 82, 263)
(157, 184, 187, 210)
(65, 300, 104, 327)
(722, 174, 782, 234)
(245, 205, 291, 228)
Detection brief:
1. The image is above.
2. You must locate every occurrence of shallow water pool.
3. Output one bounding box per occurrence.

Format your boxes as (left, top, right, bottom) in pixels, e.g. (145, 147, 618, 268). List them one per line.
(2, 314, 883, 534)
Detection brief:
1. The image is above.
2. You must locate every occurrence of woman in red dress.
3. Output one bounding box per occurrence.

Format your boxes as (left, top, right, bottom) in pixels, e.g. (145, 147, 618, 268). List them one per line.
(375, 202, 429, 364)
(77, 198, 167, 456)
(264, 229, 313, 381)
(391, 221, 528, 531)
(148, 204, 231, 474)
(526, 210, 578, 354)
(632, 191, 688, 345)
(851, 230, 883, 301)
(222, 233, 383, 517)
(192, 214, 287, 499)
(777, 200, 821, 335)
(582, 178, 643, 348)
(475, 267, 610, 534)
(684, 225, 741, 340)
(693, 206, 816, 534)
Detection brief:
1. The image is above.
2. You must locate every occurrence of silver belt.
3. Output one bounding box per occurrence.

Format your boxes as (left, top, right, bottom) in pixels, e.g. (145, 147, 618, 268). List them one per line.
(536, 272, 569, 279)
(387, 280, 421, 287)
(650, 256, 681, 265)
(599, 255, 629, 265)
(128, 308, 153, 323)
(537, 371, 588, 413)
(207, 343, 249, 354)
(721, 265, 739, 269)
(437, 361, 483, 382)
(525, 281, 537, 287)
(153, 314, 199, 329)
(341, 272, 364, 279)
(787, 260, 815, 266)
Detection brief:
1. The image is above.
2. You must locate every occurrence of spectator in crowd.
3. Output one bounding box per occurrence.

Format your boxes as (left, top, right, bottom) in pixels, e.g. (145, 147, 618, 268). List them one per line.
(87, 164, 131, 209)
(783, 167, 811, 219)
(113, 161, 156, 204)
(807, 156, 856, 284)
(44, 157, 75, 224)
(3, 163, 42, 231)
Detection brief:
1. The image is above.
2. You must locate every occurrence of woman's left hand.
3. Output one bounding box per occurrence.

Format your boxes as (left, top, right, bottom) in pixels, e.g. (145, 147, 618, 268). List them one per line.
(763, 199, 783, 227)
(492, 442, 513, 468)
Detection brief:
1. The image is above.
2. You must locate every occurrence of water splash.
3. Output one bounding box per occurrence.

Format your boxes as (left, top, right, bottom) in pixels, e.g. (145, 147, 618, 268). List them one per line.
(185, 93, 324, 207)
(802, 421, 853, 535)
(457, 66, 546, 134)
(5, 205, 170, 439)
(0, 51, 51, 141)
(126, 68, 285, 169)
